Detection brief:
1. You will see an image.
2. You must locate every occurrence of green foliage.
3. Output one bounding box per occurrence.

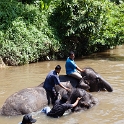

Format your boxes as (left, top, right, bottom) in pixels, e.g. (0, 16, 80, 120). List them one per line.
(18, 0, 36, 4)
(89, 1, 124, 52)
(40, 0, 52, 9)
(0, 0, 60, 65)
(48, 0, 106, 56)
(0, 0, 123, 65)
(48, 0, 124, 57)
(100, 2, 124, 46)
(110, 0, 124, 4)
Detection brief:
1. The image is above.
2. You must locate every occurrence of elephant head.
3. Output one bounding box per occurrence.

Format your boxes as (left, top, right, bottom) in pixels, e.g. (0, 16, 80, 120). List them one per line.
(81, 67, 113, 92)
(69, 88, 98, 112)
(55, 82, 98, 112)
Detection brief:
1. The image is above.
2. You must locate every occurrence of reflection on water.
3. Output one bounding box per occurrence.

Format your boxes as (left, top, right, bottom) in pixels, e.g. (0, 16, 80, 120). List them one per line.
(0, 45, 124, 124)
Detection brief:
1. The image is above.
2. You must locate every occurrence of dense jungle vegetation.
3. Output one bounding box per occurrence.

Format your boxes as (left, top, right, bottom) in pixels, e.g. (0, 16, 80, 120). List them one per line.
(0, 0, 124, 65)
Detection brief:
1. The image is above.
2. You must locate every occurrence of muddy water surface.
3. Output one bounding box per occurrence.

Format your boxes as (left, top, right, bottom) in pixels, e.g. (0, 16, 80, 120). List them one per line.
(0, 45, 124, 124)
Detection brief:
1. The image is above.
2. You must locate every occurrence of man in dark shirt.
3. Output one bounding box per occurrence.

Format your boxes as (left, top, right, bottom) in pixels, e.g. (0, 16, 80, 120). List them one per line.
(41, 94, 82, 118)
(43, 65, 70, 105)
(19, 114, 36, 124)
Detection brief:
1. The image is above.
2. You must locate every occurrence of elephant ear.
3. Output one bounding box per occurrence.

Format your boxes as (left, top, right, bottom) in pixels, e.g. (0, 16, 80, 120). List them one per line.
(70, 88, 88, 103)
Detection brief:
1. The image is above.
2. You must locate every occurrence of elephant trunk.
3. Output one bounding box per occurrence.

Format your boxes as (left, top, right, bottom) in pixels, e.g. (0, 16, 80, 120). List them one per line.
(80, 101, 90, 109)
(98, 76, 113, 92)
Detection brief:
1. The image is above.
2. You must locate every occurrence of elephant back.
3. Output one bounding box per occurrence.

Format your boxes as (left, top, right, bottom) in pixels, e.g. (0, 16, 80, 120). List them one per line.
(1, 87, 47, 116)
(59, 75, 79, 87)
(55, 81, 73, 93)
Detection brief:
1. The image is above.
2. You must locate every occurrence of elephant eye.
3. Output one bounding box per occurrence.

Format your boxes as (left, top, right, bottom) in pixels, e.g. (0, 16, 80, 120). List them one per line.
(81, 97, 84, 100)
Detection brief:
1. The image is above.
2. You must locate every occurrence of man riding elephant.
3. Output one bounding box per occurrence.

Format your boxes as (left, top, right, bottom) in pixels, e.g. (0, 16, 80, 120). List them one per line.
(65, 51, 90, 90)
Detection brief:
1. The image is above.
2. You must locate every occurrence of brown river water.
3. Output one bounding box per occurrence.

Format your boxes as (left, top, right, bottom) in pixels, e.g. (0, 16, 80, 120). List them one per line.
(0, 45, 124, 124)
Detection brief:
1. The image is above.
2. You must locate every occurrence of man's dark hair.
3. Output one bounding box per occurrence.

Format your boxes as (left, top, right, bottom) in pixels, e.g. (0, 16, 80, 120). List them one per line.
(69, 51, 74, 56)
(55, 65, 61, 70)
(60, 94, 68, 103)
(22, 114, 36, 124)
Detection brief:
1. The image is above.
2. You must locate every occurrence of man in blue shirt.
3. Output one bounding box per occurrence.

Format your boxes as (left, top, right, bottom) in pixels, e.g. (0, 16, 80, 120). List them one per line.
(65, 51, 90, 90)
(43, 65, 70, 105)
(65, 51, 85, 80)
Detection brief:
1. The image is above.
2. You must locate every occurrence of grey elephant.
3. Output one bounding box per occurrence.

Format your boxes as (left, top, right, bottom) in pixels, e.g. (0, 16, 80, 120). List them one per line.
(70, 88, 97, 112)
(0, 81, 97, 116)
(59, 67, 113, 92)
(0, 86, 47, 116)
(55, 82, 98, 112)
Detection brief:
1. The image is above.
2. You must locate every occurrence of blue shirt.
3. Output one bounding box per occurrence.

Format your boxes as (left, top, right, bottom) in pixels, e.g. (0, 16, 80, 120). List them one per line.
(43, 70, 60, 91)
(65, 57, 77, 74)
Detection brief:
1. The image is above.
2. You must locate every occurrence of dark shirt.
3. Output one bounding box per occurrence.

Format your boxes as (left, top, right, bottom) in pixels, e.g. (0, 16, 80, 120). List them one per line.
(43, 70, 60, 91)
(47, 100, 73, 118)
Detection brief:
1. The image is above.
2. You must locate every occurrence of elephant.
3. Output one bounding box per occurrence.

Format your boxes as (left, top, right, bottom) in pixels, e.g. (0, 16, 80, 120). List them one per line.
(0, 67, 111, 116)
(0, 86, 48, 116)
(70, 88, 97, 112)
(59, 67, 113, 92)
(55, 82, 98, 112)
(0, 81, 97, 116)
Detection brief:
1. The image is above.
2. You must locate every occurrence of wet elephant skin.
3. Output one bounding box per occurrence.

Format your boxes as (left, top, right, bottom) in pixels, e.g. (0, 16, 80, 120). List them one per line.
(55, 82, 98, 112)
(81, 67, 113, 92)
(0, 67, 112, 116)
(0, 87, 47, 116)
(59, 67, 113, 92)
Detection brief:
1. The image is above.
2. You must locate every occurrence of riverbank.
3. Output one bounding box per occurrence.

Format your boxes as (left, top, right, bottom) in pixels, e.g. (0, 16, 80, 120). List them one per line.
(0, 57, 6, 68)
